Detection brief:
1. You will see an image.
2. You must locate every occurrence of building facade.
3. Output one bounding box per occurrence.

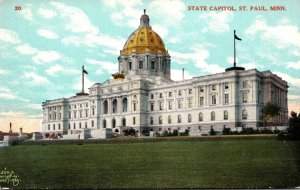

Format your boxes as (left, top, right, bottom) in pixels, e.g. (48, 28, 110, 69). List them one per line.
(41, 12, 288, 136)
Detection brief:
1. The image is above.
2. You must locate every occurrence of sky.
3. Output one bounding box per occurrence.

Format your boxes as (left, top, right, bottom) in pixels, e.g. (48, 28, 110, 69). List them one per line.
(0, 0, 300, 133)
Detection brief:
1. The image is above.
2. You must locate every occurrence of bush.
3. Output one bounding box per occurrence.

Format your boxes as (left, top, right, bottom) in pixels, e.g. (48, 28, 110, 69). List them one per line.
(172, 130, 179, 136)
(209, 127, 216, 136)
(222, 127, 231, 135)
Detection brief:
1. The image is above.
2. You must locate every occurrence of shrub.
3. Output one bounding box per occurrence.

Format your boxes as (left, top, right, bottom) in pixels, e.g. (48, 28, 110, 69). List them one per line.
(209, 127, 216, 136)
(172, 130, 179, 136)
(222, 127, 231, 135)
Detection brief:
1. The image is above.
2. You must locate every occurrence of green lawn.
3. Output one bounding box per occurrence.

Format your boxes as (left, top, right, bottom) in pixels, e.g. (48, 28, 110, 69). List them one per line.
(0, 138, 299, 189)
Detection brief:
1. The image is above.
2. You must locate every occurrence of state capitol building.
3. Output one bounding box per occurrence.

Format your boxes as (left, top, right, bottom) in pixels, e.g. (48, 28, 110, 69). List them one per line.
(41, 11, 288, 138)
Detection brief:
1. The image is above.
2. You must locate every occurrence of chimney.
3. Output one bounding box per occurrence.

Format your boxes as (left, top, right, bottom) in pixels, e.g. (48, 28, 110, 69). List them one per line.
(9, 122, 12, 133)
(182, 68, 185, 81)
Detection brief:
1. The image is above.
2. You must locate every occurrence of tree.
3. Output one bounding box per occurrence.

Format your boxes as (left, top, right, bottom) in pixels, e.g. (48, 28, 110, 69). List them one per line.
(262, 102, 281, 131)
(288, 111, 300, 140)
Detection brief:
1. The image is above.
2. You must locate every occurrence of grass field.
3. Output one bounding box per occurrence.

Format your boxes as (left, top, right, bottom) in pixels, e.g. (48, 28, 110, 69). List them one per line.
(0, 137, 300, 189)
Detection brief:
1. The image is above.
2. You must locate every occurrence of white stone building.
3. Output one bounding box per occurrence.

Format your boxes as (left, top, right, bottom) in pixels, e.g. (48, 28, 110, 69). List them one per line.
(41, 12, 288, 137)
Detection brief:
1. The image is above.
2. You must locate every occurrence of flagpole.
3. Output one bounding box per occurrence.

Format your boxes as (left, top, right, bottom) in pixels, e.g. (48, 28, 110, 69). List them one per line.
(82, 65, 84, 93)
(234, 30, 236, 68)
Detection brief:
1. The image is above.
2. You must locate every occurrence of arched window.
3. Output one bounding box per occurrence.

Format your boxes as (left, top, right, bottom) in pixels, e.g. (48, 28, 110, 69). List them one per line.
(168, 115, 172, 124)
(73, 123, 76, 129)
(139, 61, 143, 69)
(188, 114, 192, 123)
(92, 120, 94, 127)
(178, 115, 181, 123)
(103, 119, 106, 128)
(199, 112, 203, 121)
(112, 118, 116, 128)
(150, 117, 153, 125)
(122, 118, 126, 127)
(159, 116, 162, 124)
(122, 98, 128, 112)
(112, 99, 118, 113)
(103, 100, 108, 114)
(211, 111, 215, 121)
(242, 110, 248, 119)
(129, 62, 132, 70)
(224, 110, 228, 120)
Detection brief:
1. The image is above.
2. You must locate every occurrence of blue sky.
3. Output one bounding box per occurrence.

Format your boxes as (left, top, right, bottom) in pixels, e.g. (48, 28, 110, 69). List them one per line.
(0, 0, 300, 132)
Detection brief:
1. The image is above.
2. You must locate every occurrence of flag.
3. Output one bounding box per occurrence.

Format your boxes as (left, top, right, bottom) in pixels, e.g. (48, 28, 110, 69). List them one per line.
(82, 66, 88, 75)
(234, 32, 242, 41)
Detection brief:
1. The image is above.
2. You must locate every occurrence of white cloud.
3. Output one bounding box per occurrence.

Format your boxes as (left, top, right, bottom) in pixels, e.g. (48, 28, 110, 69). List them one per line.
(246, 16, 300, 49)
(85, 58, 118, 74)
(0, 28, 21, 44)
(20, 5, 33, 21)
(51, 2, 98, 34)
(149, 0, 185, 26)
(37, 29, 58, 39)
(0, 69, 9, 75)
(24, 104, 42, 110)
(62, 33, 124, 50)
(287, 60, 300, 70)
(274, 71, 300, 87)
(22, 72, 49, 85)
(199, 12, 233, 33)
(0, 87, 16, 100)
(16, 43, 38, 55)
(32, 51, 61, 64)
(152, 24, 168, 38)
(72, 76, 95, 93)
(171, 69, 194, 81)
(46, 64, 80, 76)
(38, 8, 56, 18)
(288, 94, 300, 100)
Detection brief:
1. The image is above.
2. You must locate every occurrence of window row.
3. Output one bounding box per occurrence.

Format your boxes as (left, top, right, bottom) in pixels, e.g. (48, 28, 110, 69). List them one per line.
(103, 98, 128, 114)
(128, 60, 167, 71)
(48, 113, 62, 120)
(67, 108, 95, 119)
(47, 123, 61, 131)
(148, 110, 248, 125)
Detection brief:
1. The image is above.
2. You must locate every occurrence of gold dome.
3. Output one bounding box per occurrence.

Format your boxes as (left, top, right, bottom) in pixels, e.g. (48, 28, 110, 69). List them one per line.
(120, 12, 167, 56)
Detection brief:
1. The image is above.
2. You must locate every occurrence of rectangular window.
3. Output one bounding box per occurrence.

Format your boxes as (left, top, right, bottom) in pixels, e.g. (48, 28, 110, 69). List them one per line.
(80, 110, 82, 118)
(85, 109, 88, 117)
(49, 114, 52, 120)
(212, 95, 216, 105)
(188, 89, 192, 95)
(200, 97, 204, 106)
(150, 103, 154, 111)
(224, 83, 229, 89)
(212, 85, 216, 91)
(68, 111, 71, 119)
(129, 62, 132, 70)
(243, 81, 248, 88)
(178, 100, 183, 109)
(188, 99, 192, 108)
(92, 108, 95, 115)
(74, 111, 76, 118)
(178, 90, 182, 96)
(59, 113, 61, 120)
(243, 93, 248, 103)
(133, 103, 136, 111)
(159, 93, 163, 98)
(168, 92, 172, 97)
(150, 94, 154, 99)
(54, 113, 56, 120)
(168, 101, 172, 110)
(200, 88, 204, 93)
(151, 61, 155, 70)
(139, 61, 143, 69)
(224, 94, 229, 104)
(159, 102, 163, 110)
(133, 117, 136, 125)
